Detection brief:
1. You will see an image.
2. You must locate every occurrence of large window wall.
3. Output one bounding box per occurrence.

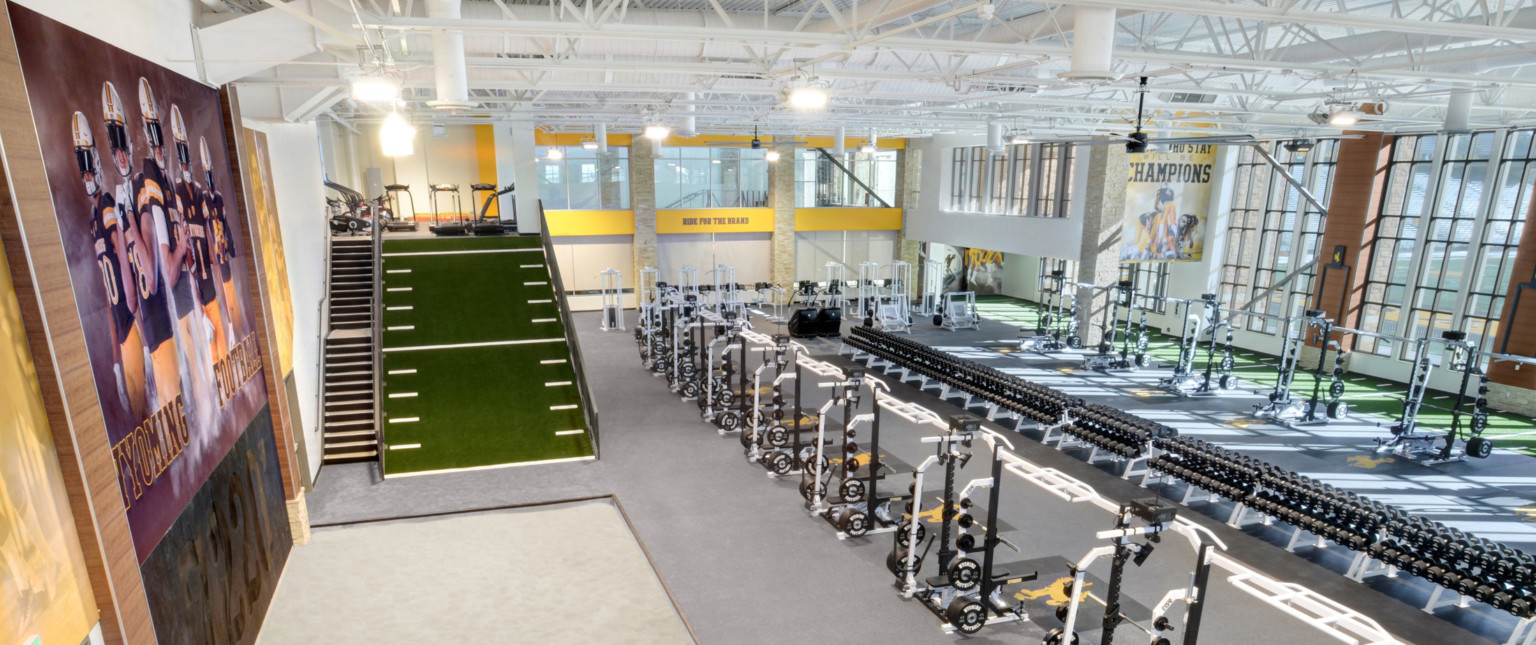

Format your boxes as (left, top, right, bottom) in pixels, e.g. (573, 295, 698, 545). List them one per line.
(1122, 263, 1170, 314)
(654, 147, 770, 209)
(948, 143, 1074, 217)
(795, 149, 898, 207)
(1468, 131, 1536, 352)
(536, 146, 630, 210)
(1357, 134, 1439, 355)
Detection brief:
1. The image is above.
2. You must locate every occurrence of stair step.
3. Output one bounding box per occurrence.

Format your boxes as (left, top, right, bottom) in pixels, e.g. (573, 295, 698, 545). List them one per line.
(322, 450, 378, 463)
(325, 398, 372, 408)
(327, 370, 374, 380)
(324, 440, 377, 450)
(325, 419, 375, 429)
(324, 428, 377, 438)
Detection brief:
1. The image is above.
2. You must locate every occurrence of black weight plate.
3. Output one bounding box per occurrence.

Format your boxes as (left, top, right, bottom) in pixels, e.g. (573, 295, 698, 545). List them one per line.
(839, 508, 869, 537)
(1468, 436, 1493, 459)
(946, 596, 987, 635)
(1329, 380, 1347, 400)
(948, 557, 982, 591)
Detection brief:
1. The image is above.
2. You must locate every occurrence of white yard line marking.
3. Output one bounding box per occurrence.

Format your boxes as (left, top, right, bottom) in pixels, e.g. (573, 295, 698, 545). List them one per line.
(388, 392, 418, 398)
(545, 381, 572, 387)
(554, 430, 584, 436)
(387, 269, 412, 274)
(387, 287, 413, 292)
(385, 338, 567, 353)
(540, 359, 567, 364)
(387, 325, 415, 331)
(532, 318, 558, 323)
(388, 417, 420, 424)
(521, 264, 543, 268)
(389, 443, 421, 450)
(387, 369, 417, 375)
(524, 281, 549, 286)
(387, 306, 414, 311)
(549, 404, 578, 410)
(382, 248, 543, 257)
(383, 455, 595, 479)
(528, 299, 552, 304)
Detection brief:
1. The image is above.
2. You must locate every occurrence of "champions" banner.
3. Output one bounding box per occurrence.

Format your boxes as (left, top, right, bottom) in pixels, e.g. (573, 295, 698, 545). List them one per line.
(1118, 144, 1216, 262)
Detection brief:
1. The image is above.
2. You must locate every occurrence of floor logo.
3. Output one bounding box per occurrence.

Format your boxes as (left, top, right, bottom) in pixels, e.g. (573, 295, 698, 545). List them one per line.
(1346, 455, 1395, 469)
(1015, 576, 1092, 606)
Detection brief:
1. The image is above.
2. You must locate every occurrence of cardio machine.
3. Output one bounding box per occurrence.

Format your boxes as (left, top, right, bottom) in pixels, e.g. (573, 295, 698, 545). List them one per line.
(381, 184, 420, 232)
(470, 182, 517, 235)
(429, 183, 468, 236)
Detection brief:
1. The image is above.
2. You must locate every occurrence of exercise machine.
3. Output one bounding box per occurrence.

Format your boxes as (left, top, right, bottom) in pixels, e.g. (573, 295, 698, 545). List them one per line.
(470, 182, 516, 235)
(599, 268, 623, 331)
(381, 183, 420, 232)
(1021, 271, 1083, 353)
(1082, 281, 1137, 372)
(936, 292, 981, 331)
(916, 258, 944, 317)
(428, 183, 468, 235)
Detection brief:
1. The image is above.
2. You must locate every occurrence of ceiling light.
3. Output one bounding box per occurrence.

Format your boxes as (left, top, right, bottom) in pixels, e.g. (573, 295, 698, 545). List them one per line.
(644, 124, 670, 140)
(765, 150, 781, 162)
(546, 147, 564, 160)
(1329, 110, 1360, 127)
(581, 140, 599, 151)
(858, 143, 876, 154)
(380, 111, 415, 157)
(1009, 130, 1033, 145)
(786, 74, 830, 110)
(351, 75, 399, 103)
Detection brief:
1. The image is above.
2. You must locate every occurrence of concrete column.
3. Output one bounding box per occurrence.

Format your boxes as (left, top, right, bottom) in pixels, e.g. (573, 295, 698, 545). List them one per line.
(769, 145, 796, 287)
(895, 148, 922, 284)
(632, 139, 658, 281)
(1075, 142, 1130, 347)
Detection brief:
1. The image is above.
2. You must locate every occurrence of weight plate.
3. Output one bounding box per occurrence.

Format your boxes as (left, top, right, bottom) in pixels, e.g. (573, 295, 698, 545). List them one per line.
(1134, 353, 1149, 368)
(680, 382, 699, 398)
(769, 452, 794, 475)
(838, 508, 870, 537)
(716, 411, 741, 431)
(1327, 400, 1349, 420)
(845, 457, 861, 474)
(1039, 314, 1052, 329)
(1137, 336, 1150, 353)
(1044, 628, 1081, 645)
(946, 596, 987, 635)
(1219, 374, 1238, 390)
(1098, 342, 1112, 355)
(948, 557, 982, 591)
(1221, 355, 1236, 373)
(739, 427, 757, 448)
(957, 533, 976, 551)
(933, 314, 943, 326)
(1471, 411, 1489, 434)
(1068, 336, 1083, 349)
(1329, 380, 1347, 400)
(1468, 436, 1493, 459)
(844, 441, 859, 455)
(766, 424, 790, 447)
(840, 478, 867, 502)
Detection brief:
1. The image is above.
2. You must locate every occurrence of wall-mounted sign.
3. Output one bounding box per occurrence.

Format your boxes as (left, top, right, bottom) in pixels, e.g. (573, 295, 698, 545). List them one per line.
(656, 208, 774, 234)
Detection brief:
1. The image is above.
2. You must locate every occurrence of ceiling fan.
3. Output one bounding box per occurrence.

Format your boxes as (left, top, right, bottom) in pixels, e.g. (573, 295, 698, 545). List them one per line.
(1058, 77, 1260, 153)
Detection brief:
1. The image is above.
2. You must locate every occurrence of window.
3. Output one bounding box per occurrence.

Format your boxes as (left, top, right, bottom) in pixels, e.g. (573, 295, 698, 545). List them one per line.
(1286, 140, 1340, 325)
(654, 147, 769, 209)
(1404, 132, 1494, 348)
(1035, 143, 1074, 218)
(1218, 145, 1270, 313)
(1357, 134, 1438, 355)
(1467, 130, 1536, 352)
(1121, 263, 1170, 314)
(948, 142, 1072, 217)
(795, 149, 897, 208)
(536, 145, 630, 210)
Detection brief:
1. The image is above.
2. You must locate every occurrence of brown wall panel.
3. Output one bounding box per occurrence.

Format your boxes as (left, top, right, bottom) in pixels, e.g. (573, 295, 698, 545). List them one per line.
(1488, 179, 1536, 388)
(1309, 132, 1388, 347)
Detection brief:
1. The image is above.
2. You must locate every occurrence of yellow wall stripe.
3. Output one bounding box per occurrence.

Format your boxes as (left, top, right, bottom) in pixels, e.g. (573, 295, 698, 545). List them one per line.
(545, 210, 637, 236)
(534, 132, 636, 147)
(794, 208, 904, 231)
(532, 131, 904, 149)
(474, 124, 499, 218)
(656, 208, 775, 234)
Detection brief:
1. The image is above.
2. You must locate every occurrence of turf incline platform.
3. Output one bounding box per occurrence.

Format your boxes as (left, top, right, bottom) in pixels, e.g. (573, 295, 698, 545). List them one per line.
(380, 235, 593, 476)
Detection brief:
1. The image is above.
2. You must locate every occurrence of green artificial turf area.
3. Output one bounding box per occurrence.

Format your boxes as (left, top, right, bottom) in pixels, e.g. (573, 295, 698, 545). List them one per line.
(975, 294, 1536, 455)
(377, 236, 592, 476)
(382, 252, 559, 347)
(381, 342, 591, 474)
(382, 235, 543, 253)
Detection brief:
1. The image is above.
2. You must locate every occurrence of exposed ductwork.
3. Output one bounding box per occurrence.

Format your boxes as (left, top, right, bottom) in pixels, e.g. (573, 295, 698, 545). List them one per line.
(595, 123, 609, 153)
(1444, 87, 1472, 133)
(426, 0, 473, 110)
(679, 92, 698, 136)
(834, 125, 846, 154)
(1059, 7, 1118, 82)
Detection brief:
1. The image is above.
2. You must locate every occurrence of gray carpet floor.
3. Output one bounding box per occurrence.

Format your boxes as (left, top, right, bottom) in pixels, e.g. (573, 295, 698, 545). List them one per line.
(259, 499, 691, 644)
(299, 312, 1505, 645)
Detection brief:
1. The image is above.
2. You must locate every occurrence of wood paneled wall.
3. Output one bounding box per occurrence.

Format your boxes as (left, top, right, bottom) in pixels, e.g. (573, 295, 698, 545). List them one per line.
(0, 3, 155, 642)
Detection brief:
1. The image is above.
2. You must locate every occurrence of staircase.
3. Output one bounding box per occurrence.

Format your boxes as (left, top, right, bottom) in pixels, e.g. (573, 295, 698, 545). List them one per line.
(321, 237, 379, 464)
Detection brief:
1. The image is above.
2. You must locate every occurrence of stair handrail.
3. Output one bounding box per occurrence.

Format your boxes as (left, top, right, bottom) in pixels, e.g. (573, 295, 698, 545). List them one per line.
(538, 202, 601, 459)
(315, 225, 333, 475)
(371, 216, 386, 475)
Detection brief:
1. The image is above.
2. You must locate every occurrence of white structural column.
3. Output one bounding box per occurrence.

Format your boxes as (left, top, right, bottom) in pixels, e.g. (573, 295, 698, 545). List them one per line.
(497, 121, 542, 234)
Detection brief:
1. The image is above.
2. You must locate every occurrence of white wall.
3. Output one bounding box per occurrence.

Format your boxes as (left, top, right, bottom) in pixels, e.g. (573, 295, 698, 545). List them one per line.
(1001, 253, 1040, 302)
(245, 120, 328, 484)
(14, 0, 198, 77)
(904, 133, 1087, 257)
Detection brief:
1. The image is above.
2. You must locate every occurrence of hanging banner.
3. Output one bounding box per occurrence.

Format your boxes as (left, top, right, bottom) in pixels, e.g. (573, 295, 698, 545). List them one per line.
(963, 248, 1004, 295)
(1119, 144, 1215, 262)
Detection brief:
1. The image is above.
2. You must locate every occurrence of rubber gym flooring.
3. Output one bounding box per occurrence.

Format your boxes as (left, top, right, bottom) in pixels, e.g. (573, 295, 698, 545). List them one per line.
(304, 310, 1516, 645)
(974, 294, 1536, 455)
(379, 235, 592, 476)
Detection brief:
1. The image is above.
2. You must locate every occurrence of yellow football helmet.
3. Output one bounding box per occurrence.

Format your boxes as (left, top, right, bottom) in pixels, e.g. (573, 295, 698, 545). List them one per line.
(169, 104, 191, 167)
(137, 77, 163, 149)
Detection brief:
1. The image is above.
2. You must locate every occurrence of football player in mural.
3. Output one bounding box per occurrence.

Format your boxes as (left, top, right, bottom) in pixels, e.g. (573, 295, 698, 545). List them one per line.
(1153, 182, 1179, 259)
(169, 105, 227, 374)
(200, 136, 241, 342)
(104, 80, 179, 414)
(74, 110, 147, 421)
